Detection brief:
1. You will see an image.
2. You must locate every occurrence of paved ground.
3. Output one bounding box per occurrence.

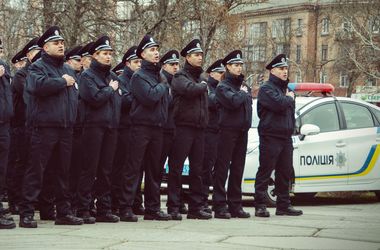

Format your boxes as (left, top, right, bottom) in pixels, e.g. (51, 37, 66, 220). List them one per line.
(1, 193, 380, 250)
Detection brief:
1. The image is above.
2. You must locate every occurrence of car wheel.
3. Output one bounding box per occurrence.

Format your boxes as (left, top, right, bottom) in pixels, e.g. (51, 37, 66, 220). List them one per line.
(375, 191, 380, 200)
(264, 177, 277, 207)
(295, 192, 317, 201)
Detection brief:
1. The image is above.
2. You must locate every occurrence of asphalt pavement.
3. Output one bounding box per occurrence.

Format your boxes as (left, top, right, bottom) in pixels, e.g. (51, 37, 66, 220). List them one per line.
(1, 193, 380, 250)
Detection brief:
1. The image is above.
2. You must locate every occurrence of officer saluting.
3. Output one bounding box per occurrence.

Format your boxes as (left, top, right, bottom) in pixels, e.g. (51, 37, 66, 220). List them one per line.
(77, 35, 121, 224)
(212, 50, 251, 219)
(19, 26, 84, 228)
(168, 39, 211, 220)
(120, 35, 171, 222)
(254, 54, 303, 217)
(201, 59, 225, 213)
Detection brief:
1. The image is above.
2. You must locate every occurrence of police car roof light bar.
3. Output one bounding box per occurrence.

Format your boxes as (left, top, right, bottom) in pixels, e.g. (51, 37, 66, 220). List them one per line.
(287, 83, 335, 93)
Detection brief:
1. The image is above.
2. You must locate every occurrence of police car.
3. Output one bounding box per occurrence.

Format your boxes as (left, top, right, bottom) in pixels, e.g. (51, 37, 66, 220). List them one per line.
(243, 83, 380, 206)
(163, 83, 380, 206)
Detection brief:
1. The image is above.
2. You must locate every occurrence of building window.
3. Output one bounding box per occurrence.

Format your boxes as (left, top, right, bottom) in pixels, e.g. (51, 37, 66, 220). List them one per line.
(245, 46, 253, 62)
(250, 22, 267, 40)
(253, 45, 266, 62)
(295, 71, 302, 83)
(369, 17, 380, 34)
(272, 18, 291, 38)
(321, 45, 328, 61)
(342, 19, 352, 32)
(321, 18, 329, 35)
(366, 76, 377, 86)
(296, 19, 303, 36)
(320, 71, 327, 83)
(275, 43, 290, 56)
(296, 45, 301, 63)
(340, 72, 349, 87)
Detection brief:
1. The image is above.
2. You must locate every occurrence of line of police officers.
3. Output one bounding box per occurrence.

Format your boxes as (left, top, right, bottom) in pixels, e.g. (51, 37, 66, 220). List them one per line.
(0, 25, 302, 229)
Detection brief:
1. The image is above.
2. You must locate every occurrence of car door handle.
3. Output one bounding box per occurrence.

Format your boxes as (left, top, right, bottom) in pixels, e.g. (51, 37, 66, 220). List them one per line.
(336, 142, 346, 148)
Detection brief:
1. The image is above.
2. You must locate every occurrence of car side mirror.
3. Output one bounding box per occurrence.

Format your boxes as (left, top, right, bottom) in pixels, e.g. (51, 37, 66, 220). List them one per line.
(299, 124, 320, 140)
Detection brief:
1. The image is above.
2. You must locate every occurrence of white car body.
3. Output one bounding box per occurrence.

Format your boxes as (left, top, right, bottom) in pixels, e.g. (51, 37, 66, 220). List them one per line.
(243, 96, 380, 195)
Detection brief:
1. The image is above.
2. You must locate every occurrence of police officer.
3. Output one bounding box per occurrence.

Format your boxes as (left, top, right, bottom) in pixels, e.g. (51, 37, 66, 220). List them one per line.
(112, 62, 124, 76)
(212, 50, 251, 219)
(254, 54, 303, 217)
(0, 56, 16, 229)
(65, 46, 83, 74)
(7, 37, 41, 215)
(19, 26, 84, 228)
(201, 59, 225, 213)
(77, 35, 121, 224)
(168, 39, 211, 220)
(111, 46, 145, 217)
(119, 35, 171, 222)
(64, 45, 84, 213)
(78, 42, 94, 71)
(159, 50, 188, 217)
(11, 50, 28, 70)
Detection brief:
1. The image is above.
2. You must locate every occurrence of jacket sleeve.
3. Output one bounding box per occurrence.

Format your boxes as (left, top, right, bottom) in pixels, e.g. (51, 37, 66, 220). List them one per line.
(208, 90, 218, 110)
(26, 64, 67, 97)
(216, 84, 247, 110)
(12, 68, 27, 95)
(130, 74, 167, 107)
(258, 84, 294, 114)
(79, 74, 114, 108)
(171, 73, 207, 98)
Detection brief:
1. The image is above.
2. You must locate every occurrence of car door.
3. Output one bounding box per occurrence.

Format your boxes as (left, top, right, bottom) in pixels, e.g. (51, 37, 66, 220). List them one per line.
(339, 101, 380, 185)
(295, 101, 349, 187)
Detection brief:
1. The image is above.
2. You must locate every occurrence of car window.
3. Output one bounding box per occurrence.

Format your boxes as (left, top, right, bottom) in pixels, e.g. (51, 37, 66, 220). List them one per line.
(370, 107, 380, 124)
(341, 102, 374, 129)
(301, 103, 340, 133)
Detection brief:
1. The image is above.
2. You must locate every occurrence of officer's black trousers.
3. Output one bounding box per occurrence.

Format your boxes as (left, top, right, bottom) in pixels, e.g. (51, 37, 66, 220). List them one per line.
(119, 125, 163, 214)
(7, 126, 29, 207)
(201, 129, 219, 204)
(111, 127, 144, 211)
(254, 136, 292, 209)
(69, 127, 83, 209)
(0, 123, 10, 215)
(19, 127, 73, 218)
(159, 130, 175, 183)
(77, 127, 117, 215)
(168, 126, 204, 213)
(212, 129, 248, 212)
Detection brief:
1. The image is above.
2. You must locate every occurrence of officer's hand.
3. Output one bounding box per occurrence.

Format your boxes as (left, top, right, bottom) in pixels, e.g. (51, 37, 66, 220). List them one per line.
(240, 85, 248, 93)
(109, 80, 119, 91)
(62, 74, 75, 86)
(286, 89, 295, 99)
(0, 65, 5, 77)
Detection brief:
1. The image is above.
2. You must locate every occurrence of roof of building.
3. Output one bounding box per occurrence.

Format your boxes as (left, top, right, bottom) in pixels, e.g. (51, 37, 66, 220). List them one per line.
(234, 0, 337, 15)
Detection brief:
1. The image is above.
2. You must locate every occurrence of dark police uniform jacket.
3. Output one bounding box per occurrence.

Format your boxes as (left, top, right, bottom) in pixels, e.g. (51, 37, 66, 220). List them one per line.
(206, 76, 219, 132)
(26, 52, 78, 128)
(0, 59, 13, 124)
(129, 60, 168, 127)
(11, 61, 30, 127)
(171, 62, 208, 128)
(79, 60, 121, 128)
(216, 72, 252, 131)
(257, 74, 295, 139)
(161, 69, 175, 131)
(118, 66, 133, 128)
